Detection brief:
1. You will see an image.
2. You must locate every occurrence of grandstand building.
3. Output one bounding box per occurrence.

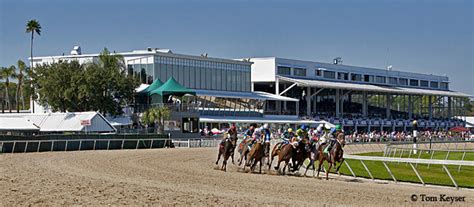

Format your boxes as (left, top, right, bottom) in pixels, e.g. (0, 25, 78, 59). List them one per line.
(248, 57, 471, 131)
(29, 47, 471, 135)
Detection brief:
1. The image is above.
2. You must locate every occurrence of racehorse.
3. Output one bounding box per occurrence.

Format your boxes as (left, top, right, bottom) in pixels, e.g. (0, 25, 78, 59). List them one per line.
(290, 138, 310, 172)
(268, 141, 284, 171)
(237, 138, 251, 166)
(272, 143, 294, 175)
(244, 141, 265, 173)
(303, 140, 320, 177)
(215, 138, 234, 171)
(316, 136, 345, 180)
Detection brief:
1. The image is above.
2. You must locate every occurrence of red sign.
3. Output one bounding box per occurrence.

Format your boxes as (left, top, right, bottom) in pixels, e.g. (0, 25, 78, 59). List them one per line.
(80, 120, 91, 126)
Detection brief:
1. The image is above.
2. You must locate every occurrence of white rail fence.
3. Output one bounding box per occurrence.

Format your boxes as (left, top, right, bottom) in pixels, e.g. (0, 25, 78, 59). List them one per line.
(342, 154, 474, 189)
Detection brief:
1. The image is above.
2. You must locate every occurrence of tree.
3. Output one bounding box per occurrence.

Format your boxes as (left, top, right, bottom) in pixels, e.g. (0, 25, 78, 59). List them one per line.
(26, 19, 41, 113)
(15, 60, 27, 112)
(29, 48, 140, 115)
(141, 106, 171, 134)
(0, 66, 17, 113)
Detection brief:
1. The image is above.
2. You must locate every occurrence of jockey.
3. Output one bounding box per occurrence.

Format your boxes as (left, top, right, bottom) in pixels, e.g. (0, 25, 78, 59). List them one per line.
(243, 124, 255, 142)
(281, 128, 294, 143)
(292, 125, 308, 149)
(261, 123, 272, 156)
(324, 124, 342, 154)
(219, 125, 238, 146)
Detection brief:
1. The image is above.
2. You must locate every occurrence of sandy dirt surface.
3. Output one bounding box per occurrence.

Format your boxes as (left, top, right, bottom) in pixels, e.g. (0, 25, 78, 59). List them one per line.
(1, 148, 473, 206)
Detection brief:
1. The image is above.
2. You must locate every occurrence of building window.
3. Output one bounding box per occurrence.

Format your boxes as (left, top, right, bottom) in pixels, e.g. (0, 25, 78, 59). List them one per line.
(430, 81, 438, 88)
(338, 72, 349, 80)
(388, 77, 397, 85)
(293, 68, 306, 76)
(277, 66, 291, 75)
(351, 73, 362, 81)
(375, 76, 386, 84)
(399, 78, 408, 85)
(409, 79, 419, 86)
(364, 75, 373, 82)
(315, 69, 322, 76)
(440, 82, 448, 89)
(323, 71, 336, 79)
(420, 80, 429, 87)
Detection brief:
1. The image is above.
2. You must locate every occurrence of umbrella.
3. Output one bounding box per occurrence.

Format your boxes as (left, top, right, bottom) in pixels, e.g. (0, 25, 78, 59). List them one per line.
(449, 126, 469, 132)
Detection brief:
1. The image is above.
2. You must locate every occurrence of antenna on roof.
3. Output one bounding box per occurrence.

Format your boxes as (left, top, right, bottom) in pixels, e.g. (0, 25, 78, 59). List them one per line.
(333, 57, 342, 65)
(201, 53, 208, 58)
(387, 65, 393, 71)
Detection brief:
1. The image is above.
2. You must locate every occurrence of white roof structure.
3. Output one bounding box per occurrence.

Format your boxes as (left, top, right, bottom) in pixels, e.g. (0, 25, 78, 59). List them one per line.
(200, 115, 333, 127)
(194, 90, 299, 102)
(106, 116, 133, 126)
(135, 84, 150, 93)
(0, 112, 116, 133)
(0, 117, 39, 131)
(278, 76, 471, 97)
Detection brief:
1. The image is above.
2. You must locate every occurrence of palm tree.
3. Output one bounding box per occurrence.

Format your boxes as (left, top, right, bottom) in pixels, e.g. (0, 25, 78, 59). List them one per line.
(15, 60, 27, 112)
(26, 19, 41, 113)
(0, 66, 17, 113)
(141, 106, 171, 134)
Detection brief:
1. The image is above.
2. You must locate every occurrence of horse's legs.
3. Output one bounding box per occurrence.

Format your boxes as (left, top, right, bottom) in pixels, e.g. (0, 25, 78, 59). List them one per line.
(304, 159, 313, 177)
(282, 161, 289, 175)
(326, 162, 333, 180)
(215, 151, 222, 165)
(316, 158, 323, 178)
(222, 159, 227, 171)
(335, 158, 344, 175)
(259, 157, 263, 174)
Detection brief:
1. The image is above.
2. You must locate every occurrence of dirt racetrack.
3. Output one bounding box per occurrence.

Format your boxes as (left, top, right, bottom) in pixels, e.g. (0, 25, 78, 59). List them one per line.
(1, 148, 473, 206)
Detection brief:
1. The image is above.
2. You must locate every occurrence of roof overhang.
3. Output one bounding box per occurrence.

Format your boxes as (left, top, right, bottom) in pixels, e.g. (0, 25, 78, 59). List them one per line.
(277, 76, 471, 97)
(194, 90, 299, 102)
(200, 115, 332, 126)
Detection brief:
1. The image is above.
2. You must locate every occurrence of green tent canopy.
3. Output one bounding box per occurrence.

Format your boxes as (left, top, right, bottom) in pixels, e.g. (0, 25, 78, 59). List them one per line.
(142, 79, 164, 95)
(149, 77, 196, 96)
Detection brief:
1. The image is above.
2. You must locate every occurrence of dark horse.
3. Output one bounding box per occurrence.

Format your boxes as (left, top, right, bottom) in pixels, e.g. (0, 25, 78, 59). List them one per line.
(316, 137, 345, 180)
(244, 141, 265, 173)
(215, 138, 234, 171)
(303, 141, 320, 177)
(290, 138, 311, 172)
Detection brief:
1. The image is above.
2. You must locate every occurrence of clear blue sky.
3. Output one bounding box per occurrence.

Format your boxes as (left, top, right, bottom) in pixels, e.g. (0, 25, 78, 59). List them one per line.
(1, 0, 472, 94)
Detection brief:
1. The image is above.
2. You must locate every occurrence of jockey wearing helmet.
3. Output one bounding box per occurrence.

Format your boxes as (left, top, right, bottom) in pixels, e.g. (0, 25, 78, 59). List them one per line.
(324, 124, 342, 153)
(261, 123, 272, 156)
(292, 125, 308, 148)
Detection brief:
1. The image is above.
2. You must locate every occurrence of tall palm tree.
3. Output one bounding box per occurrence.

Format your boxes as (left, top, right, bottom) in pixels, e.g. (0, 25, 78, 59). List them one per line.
(26, 19, 41, 113)
(15, 60, 27, 112)
(141, 106, 171, 133)
(0, 66, 16, 113)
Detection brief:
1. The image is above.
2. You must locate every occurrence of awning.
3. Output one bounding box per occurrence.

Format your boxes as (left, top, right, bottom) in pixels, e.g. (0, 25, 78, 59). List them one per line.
(106, 116, 133, 126)
(277, 76, 471, 97)
(194, 90, 299, 102)
(135, 84, 150, 93)
(200, 115, 332, 126)
(142, 79, 164, 95)
(150, 77, 196, 96)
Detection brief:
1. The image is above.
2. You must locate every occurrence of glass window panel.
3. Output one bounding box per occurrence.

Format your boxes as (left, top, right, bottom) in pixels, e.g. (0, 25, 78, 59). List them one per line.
(277, 66, 291, 75)
(399, 78, 408, 85)
(293, 68, 306, 76)
(410, 79, 419, 86)
(430, 81, 438, 88)
(323, 71, 336, 79)
(420, 80, 429, 87)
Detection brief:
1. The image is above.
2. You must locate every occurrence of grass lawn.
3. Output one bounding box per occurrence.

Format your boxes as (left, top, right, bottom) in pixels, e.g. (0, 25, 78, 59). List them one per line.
(306, 151, 474, 188)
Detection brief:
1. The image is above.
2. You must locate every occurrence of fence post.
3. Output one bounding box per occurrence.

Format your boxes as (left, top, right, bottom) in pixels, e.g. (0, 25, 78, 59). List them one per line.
(79, 140, 82, 151)
(51, 141, 54, 152)
(12, 141, 16, 153)
(24, 141, 29, 153)
(93, 140, 96, 150)
(360, 160, 374, 180)
(382, 162, 397, 183)
(136, 139, 140, 149)
(409, 163, 425, 185)
(442, 165, 458, 189)
(344, 161, 356, 178)
(427, 150, 435, 169)
(107, 140, 110, 150)
(37, 141, 41, 152)
(458, 151, 466, 173)
(65, 140, 68, 151)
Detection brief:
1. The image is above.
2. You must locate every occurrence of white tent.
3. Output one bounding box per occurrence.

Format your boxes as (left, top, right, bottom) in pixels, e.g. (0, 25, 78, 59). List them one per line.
(0, 112, 116, 133)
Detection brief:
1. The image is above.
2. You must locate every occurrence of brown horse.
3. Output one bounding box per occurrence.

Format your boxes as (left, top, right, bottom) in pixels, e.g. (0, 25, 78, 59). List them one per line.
(268, 141, 284, 170)
(237, 138, 251, 166)
(244, 141, 265, 173)
(316, 137, 345, 180)
(215, 138, 234, 171)
(273, 143, 294, 175)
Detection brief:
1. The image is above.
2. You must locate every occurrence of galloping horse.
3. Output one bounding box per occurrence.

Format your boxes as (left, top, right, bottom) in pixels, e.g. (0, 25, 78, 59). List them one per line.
(316, 134, 345, 180)
(237, 138, 251, 166)
(290, 138, 310, 172)
(303, 140, 320, 177)
(272, 143, 294, 175)
(244, 141, 265, 173)
(215, 138, 234, 171)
